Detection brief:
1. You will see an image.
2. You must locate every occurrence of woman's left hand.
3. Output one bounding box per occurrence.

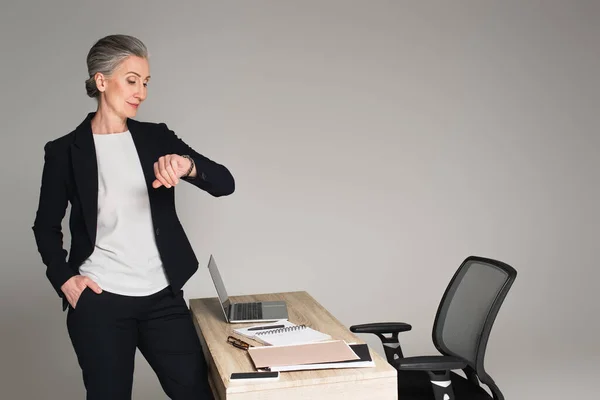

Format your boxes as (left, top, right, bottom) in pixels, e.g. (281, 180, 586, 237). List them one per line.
(152, 154, 192, 188)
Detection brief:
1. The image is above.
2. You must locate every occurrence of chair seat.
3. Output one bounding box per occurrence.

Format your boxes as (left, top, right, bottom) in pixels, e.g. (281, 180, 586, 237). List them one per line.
(397, 369, 492, 400)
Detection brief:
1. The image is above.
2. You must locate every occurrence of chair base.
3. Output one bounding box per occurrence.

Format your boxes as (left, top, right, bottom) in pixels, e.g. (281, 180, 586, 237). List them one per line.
(398, 370, 492, 400)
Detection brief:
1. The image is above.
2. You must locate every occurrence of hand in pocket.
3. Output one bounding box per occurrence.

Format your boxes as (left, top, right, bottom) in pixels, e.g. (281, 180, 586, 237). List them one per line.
(60, 275, 102, 309)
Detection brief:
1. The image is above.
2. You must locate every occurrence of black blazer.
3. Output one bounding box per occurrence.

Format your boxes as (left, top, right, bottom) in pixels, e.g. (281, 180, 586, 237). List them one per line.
(32, 112, 235, 311)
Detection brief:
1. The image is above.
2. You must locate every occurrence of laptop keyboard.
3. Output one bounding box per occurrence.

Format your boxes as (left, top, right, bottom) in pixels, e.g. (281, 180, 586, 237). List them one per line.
(233, 302, 263, 320)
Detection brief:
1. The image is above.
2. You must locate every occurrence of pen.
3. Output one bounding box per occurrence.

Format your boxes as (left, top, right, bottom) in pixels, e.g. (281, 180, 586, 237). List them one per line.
(248, 324, 285, 331)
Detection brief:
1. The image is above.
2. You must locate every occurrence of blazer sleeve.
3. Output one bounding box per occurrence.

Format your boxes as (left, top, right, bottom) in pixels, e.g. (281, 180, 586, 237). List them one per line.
(32, 141, 77, 298)
(159, 123, 235, 197)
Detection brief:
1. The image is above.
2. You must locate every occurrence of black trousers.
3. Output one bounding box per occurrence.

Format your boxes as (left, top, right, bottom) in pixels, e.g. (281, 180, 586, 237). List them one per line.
(66, 286, 212, 400)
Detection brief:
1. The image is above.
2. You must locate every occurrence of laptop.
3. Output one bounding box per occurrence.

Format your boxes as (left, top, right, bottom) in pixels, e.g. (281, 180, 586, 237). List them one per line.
(207, 255, 289, 323)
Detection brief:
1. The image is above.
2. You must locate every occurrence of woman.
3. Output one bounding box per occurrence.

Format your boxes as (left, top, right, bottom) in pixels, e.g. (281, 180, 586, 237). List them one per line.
(32, 34, 233, 399)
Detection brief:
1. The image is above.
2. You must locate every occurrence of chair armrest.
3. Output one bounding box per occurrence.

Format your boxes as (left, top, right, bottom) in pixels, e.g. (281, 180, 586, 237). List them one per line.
(349, 322, 412, 334)
(350, 322, 412, 363)
(394, 355, 467, 371)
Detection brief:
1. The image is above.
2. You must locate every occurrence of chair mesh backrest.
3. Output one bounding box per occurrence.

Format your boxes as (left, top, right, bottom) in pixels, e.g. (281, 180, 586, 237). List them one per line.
(433, 257, 513, 366)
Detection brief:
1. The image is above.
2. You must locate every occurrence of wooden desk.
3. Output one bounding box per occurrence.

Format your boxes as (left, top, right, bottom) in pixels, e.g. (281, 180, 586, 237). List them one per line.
(189, 291, 397, 399)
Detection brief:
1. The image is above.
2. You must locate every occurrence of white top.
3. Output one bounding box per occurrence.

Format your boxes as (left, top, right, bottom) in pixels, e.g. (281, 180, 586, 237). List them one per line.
(78, 131, 169, 296)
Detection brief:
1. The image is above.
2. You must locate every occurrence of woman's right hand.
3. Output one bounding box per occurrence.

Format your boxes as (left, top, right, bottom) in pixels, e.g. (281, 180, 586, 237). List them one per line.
(60, 275, 103, 309)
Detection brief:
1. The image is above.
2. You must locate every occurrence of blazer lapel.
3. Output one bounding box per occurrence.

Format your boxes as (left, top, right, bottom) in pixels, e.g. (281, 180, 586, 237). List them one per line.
(127, 118, 158, 194)
(70, 113, 98, 244)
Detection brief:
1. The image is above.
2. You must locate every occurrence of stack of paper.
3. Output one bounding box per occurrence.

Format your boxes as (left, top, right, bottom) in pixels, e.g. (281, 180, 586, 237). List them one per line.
(248, 340, 356, 371)
(268, 343, 375, 372)
(248, 340, 375, 372)
(234, 320, 332, 346)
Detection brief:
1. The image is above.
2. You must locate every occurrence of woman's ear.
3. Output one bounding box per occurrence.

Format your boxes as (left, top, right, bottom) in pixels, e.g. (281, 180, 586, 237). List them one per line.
(94, 72, 107, 93)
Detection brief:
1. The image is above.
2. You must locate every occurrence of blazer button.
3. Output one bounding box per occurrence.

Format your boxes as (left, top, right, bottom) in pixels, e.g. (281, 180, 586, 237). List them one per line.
(155, 228, 160, 236)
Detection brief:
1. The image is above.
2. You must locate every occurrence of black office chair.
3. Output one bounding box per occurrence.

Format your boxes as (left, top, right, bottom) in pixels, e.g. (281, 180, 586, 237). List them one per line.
(350, 256, 516, 400)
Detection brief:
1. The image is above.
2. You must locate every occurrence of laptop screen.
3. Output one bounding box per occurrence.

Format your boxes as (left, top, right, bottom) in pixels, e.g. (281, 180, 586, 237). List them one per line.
(207, 255, 231, 318)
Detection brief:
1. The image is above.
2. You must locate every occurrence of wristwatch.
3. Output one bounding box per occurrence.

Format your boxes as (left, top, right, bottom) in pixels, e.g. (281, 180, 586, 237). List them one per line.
(181, 155, 195, 178)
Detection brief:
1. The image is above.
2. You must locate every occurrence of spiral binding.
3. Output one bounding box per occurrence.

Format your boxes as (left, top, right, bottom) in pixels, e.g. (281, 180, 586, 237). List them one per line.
(255, 324, 307, 336)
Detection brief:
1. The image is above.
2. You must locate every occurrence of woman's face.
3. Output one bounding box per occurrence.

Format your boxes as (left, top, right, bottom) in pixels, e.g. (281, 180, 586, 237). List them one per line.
(96, 56, 150, 119)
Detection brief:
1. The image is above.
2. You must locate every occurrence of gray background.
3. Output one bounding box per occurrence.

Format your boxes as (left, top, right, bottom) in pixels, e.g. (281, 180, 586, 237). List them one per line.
(1, 1, 598, 399)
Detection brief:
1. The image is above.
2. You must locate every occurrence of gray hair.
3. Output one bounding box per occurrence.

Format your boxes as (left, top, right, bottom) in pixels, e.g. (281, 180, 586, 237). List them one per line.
(85, 34, 148, 98)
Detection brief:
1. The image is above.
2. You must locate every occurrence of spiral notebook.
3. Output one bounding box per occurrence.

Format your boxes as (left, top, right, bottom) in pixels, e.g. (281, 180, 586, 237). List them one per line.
(234, 320, 332, 346)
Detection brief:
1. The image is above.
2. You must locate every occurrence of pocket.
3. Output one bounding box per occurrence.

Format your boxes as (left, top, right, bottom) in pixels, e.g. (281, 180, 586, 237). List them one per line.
(74, 287, 90, 310)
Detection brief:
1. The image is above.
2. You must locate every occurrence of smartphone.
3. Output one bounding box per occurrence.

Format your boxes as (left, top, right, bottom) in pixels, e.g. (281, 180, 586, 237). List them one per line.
(230, 371, 280, 382)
